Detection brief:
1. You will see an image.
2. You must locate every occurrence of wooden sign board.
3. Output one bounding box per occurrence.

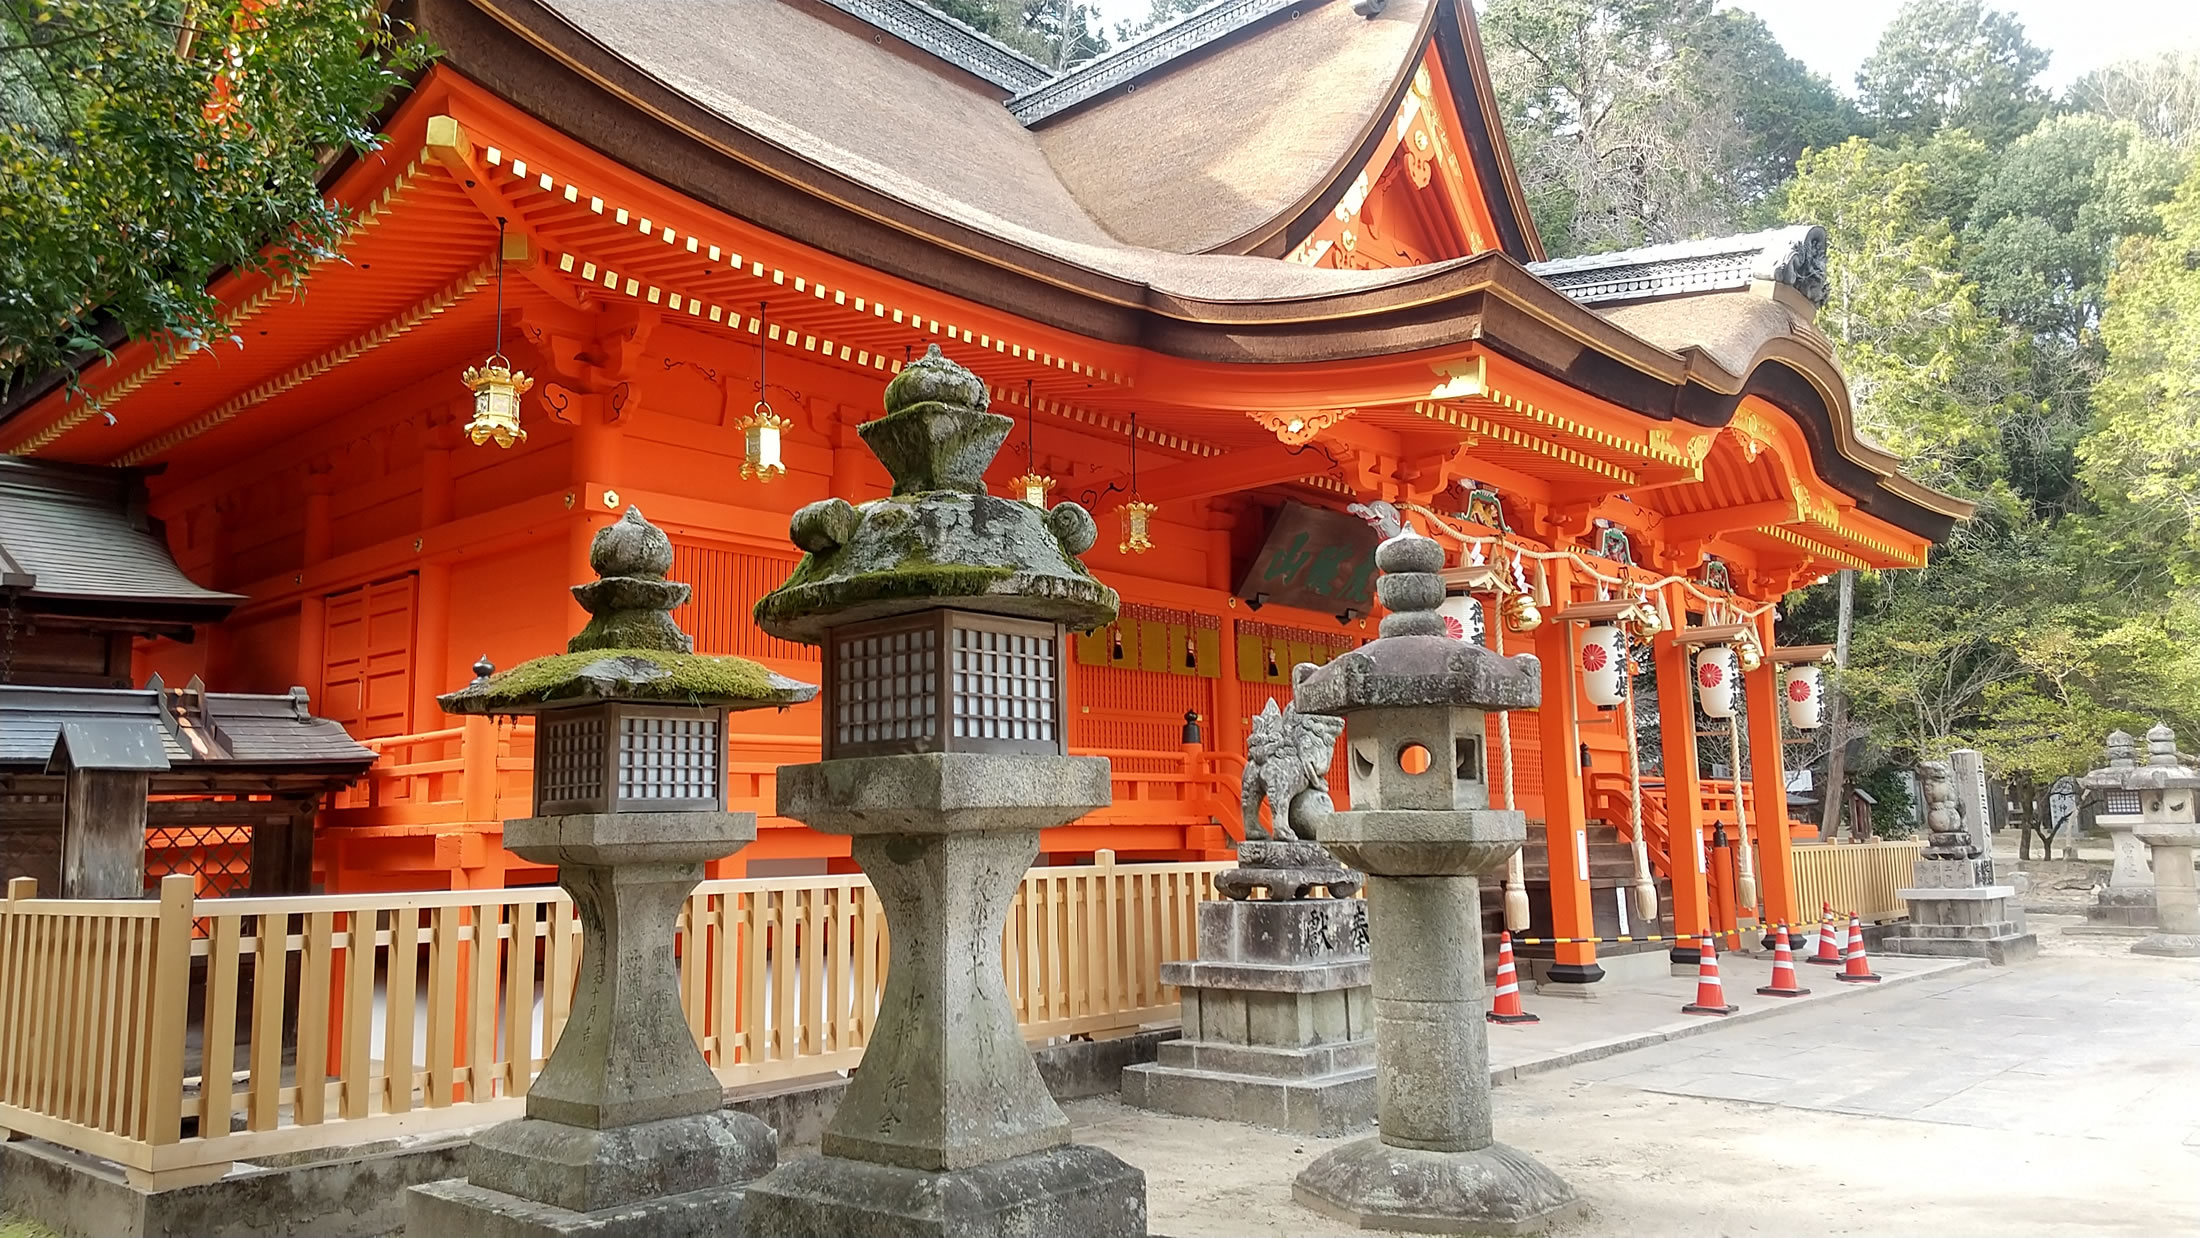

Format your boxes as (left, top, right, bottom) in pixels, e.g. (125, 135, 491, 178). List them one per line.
(1235, 502, 1379, 613)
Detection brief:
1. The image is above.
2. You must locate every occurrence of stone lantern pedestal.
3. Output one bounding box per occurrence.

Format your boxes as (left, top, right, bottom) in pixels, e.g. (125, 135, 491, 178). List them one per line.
(1284, 531, 1578, 1236)
(741, 754, 1147, 1235)
(2133, 822, 2200, 957)
(407, 506, 818, 1238)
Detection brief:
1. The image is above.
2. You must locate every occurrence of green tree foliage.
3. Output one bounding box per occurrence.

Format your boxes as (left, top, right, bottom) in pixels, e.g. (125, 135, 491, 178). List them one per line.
(1855, 0, 2050, 147)
(0, 0, 426, 391)
(1479, 0, 1859, 257)
(2078, 155, 2200, 586)
(2069, 50, 2200, 151)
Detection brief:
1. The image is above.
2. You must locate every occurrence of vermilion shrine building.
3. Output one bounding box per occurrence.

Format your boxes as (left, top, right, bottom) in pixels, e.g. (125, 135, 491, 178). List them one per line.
(0, 0, 1966, 982)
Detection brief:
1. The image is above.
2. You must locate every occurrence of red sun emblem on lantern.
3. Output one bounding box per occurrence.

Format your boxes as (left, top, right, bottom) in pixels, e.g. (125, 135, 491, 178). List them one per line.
(1697, 661, 1725, 689)
(1443, 615, 1465, 640)
(1787, 677, 1813, 702)
(1580, 643, 1608, 672)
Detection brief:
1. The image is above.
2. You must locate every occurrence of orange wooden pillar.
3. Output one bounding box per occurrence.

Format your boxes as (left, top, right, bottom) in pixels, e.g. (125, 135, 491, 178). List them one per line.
(1533, 559, 1601, 986)
(1653, 593, 1712, 967)
(1747, 608, 1800, 938)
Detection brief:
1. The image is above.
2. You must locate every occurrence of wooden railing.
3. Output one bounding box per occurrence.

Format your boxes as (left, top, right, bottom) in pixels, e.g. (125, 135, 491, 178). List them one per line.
(1791, 840, 1922, 924)
(0, 853, 1226, 1185)
(325, 727, 1241, 847)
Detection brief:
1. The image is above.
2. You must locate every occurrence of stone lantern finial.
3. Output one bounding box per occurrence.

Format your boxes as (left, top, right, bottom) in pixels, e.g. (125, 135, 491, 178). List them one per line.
(2147, 722, 2180, 767)
(2107, 729, 2137, 769)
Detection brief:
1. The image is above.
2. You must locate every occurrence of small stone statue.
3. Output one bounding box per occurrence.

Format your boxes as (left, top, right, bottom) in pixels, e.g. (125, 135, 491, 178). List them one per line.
(1241, 688, 1347, 843)
(1919, 760, 1979, 860)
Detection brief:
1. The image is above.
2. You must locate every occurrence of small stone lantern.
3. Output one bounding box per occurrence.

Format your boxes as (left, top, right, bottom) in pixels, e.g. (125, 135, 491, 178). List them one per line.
(2127, 724, 2200, 958)
(1288, 530, 1579, 1236)
(741, 347, 1146, 1238)
(408, 506, 817, 1237)
(2080, 730, 2157, 924)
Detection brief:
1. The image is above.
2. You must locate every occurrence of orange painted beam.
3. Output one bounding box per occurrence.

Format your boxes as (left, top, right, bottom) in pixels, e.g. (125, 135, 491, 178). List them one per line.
(1654, 583, 1713, 963)
(1532, 558, 1600, 984)
(1746, 607, 1800, 935)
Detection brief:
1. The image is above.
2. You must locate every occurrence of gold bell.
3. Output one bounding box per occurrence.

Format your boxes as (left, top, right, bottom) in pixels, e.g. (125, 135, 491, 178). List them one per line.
(1502, 592, 1542, 633)
(1734, 636, 1764, 673)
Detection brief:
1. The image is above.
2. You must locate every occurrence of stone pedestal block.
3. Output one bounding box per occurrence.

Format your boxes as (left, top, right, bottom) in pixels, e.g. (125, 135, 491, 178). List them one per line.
(742, 754, 1146, 1238)
(1295, 806, 1577, 1235)
(406, 812, 778, 1238)
(2133, 835, 2200, 957)
(1910, 857, 1995, 889)
(1123, 898, 1374, 1136)
(2100, 817, 2154, 889)
(2087, 885, 2157, 927)
(1882, 885, 2037, 966)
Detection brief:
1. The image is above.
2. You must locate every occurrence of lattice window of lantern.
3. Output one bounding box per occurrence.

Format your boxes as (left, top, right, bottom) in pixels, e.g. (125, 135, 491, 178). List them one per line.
(539, 712, 607, 807)
(618, 712, 722, 806)
(2107, 790, 2142, 815)
(834, 623, 939, 751)
(953, 624, 1055, 744)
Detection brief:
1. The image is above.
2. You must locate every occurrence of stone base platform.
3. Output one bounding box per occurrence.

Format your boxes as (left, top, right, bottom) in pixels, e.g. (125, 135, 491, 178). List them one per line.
(407, 1176, 749, 1238)
(741, 1143, 1146, 1238)
(2088, 887, 2157, 927)
(1293, 1138, 1581, 1236)
(1882, 886, 2037, 966)
(1124, 896, 1374, 1136)
(2132, 932, 2200, 958)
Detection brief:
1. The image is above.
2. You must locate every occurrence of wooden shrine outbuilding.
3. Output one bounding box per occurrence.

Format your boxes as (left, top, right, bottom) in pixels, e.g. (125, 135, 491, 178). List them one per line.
(0, 0, 1967, 982)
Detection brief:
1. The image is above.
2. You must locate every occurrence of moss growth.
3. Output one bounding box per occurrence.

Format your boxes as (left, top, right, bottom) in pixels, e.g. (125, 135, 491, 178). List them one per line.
(754, 564, 1018, 626)
(466, 648, 787, 708)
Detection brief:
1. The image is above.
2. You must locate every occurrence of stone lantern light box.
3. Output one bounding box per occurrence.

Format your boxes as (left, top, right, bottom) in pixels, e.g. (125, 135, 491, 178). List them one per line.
(442, 504, 817, 813)
(822, 609, 1066, 759)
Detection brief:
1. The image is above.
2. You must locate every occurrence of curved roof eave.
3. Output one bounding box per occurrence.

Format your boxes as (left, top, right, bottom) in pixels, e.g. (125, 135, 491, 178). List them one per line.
(417, 2, 1963, 538)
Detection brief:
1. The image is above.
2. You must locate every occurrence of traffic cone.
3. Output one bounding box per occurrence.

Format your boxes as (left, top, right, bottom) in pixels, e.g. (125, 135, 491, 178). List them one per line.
(1681, 935, 1738, 1015)
(1837, 913, 1881, 983)
(1755, 924, 1812, 997)
(1487, 932, 1539, 1025)
(1807, 904, 1844, 966)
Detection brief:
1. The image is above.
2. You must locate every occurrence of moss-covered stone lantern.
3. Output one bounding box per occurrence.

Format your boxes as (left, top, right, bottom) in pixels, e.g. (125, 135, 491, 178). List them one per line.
(741, 346, 1145, 1238)
(1290, 529, 1580, 1236)
(409, 505, 817, 1238)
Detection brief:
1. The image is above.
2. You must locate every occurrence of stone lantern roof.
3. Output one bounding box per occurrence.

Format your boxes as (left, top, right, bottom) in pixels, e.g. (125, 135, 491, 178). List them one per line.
(2085, 724, 2200, 792)
(440, 506, 816, 715)
(752, 345, 1118, 643)
(1292, 530, 1539, 717)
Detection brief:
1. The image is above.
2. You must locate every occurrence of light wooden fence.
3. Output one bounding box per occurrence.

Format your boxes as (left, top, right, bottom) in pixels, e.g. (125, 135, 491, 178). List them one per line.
(1791, 840, 1923, 924)
(0, 853, 1225, 1185)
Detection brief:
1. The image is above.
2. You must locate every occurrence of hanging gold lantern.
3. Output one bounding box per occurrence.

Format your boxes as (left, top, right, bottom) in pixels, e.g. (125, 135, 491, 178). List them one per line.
(1010, 379, 1055, 507)
(462, 217, 531, 448)
(739, 402, 790, 481)
(462, 358, 532, 448)
(1119, 499, 1157, 554)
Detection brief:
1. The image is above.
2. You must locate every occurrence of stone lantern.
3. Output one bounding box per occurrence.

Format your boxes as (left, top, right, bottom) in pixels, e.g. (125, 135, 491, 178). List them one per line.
(2126, 724, 2200, 958)
(2079, 730, 2156, 925)
(408, 506, 817, 1238)
(741, 346, 1146, 1238)
(1288, 530, 1579, 1236)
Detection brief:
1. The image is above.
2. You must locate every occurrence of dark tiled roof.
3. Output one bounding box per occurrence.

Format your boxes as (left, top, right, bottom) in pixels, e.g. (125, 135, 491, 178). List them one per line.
(0, 456, 241, 615)
(1009, 0, 1303, 123)
(814, 0, 1052, 92)
(0, 681, 375, 773)
(1528, 225, 1829, 308)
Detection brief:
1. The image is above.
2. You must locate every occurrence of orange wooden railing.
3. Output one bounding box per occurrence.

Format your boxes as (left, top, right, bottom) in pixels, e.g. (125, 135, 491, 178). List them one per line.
(0, 853, 1226, 1186)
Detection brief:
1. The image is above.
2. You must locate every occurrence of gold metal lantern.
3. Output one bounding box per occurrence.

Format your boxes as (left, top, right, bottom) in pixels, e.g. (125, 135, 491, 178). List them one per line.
(740, 403, 790, 481)
(462, 358, 533, 448)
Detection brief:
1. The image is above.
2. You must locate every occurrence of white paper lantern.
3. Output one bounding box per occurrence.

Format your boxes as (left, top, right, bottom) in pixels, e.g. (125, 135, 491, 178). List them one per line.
(1695, 646, 1737, 719)
(1438, 595, 1485, 645)
(1580, 624, 1627, 707)
(1782, 664, 1823, 730)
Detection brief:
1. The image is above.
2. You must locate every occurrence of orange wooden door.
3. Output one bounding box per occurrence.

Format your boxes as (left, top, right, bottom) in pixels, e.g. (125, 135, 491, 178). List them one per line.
(321, 576, 417, 739)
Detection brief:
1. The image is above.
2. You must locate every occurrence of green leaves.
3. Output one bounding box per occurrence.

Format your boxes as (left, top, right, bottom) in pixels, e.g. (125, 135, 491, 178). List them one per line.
(0, 0, 429, 397)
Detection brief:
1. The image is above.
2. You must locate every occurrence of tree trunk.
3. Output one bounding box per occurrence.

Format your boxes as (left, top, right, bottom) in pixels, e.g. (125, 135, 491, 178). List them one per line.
(1818, 570, 1855, 842)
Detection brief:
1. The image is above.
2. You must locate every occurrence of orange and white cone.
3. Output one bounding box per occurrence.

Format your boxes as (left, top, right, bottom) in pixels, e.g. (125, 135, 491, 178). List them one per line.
(1755, 924, 1812, 997)
(1837, 912, 1882, 983)
(1487, 932, 1539, 1024)
(1682, 935, 1738, 1015)
(1807, 904, 1844, 965)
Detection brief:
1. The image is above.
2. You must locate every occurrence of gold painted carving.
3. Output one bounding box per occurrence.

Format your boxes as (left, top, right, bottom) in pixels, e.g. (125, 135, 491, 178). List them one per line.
(1248, 408, 1354, 446)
